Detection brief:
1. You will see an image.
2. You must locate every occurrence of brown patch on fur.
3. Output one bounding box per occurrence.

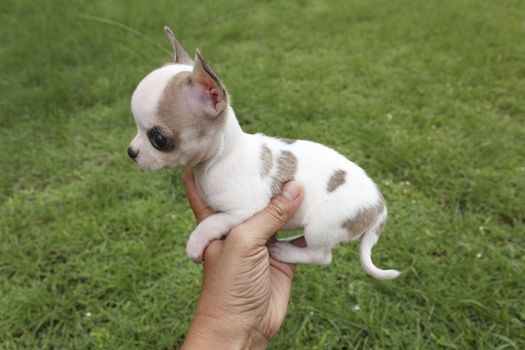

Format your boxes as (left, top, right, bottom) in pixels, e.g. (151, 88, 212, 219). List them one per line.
(271, 150, 298, 196)
(327, 169, 346, 192)
(342, 197, 385, 238)
(260, 145, 273, 177)
(377, 215, 386, 234)
(280, 138, 296, 144)
(156, 72, 227, 144)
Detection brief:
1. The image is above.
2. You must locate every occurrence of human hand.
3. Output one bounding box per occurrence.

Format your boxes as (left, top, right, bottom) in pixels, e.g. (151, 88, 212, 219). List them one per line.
(181, 167, 305, 349)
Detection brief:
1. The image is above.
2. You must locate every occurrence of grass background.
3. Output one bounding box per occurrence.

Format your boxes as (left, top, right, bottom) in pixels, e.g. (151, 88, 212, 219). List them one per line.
(1, 0, 524, 348)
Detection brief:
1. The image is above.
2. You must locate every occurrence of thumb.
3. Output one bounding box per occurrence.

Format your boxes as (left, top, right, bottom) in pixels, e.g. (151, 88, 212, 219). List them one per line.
(235, 181, 304, 244)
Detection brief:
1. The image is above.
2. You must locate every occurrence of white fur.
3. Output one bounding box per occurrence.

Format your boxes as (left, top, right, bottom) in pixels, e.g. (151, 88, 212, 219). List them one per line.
(130, 64, 193, 169)
(130, 64, 400, 280)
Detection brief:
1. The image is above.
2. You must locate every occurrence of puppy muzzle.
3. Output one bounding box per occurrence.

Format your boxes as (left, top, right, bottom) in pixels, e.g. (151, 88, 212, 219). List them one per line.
(127, 147, 138, 161)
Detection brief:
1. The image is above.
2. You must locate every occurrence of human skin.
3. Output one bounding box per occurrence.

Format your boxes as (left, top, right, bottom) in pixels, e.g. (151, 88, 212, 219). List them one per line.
(181, 168, 305, 349)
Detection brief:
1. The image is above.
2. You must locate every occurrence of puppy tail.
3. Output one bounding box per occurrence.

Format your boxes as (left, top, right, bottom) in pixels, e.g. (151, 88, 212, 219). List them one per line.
(359, 223, 400, 280)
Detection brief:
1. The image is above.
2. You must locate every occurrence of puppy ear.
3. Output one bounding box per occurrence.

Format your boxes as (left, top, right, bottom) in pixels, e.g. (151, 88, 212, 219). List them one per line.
(164, 26, 193, 65)
(190, 50, 227, 118)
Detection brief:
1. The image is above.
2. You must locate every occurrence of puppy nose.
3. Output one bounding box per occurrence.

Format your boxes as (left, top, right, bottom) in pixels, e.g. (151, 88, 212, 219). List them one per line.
(127, 147, 138, 160)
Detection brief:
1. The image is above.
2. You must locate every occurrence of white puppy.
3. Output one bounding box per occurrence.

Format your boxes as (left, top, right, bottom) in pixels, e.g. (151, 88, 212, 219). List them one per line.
(128, 27, 400, 280)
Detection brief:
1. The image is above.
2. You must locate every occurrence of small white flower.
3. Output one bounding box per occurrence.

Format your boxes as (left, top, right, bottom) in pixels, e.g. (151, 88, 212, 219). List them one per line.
(386, 113, 393, 121)
(85, 312, 92, 317)
(353, 304, 360, 311)
(478, 225, 484, 232)
(476, 253, 482, 259)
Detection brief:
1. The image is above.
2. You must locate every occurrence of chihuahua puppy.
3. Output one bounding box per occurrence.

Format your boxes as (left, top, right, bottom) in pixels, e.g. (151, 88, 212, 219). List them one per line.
(127, 27, 400, 280)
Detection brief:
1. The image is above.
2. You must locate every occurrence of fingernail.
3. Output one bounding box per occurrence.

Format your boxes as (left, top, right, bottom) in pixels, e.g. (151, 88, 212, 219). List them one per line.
(283, 182, 300, 201)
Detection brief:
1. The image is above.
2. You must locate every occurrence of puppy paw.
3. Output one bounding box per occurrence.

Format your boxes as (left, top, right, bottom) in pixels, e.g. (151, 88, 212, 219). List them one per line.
(186, 237, 207, 263)
(268, 241, 292, 263)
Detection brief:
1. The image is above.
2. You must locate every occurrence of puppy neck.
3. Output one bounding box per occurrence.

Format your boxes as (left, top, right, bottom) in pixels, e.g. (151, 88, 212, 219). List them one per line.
(191, 105, 246, 169)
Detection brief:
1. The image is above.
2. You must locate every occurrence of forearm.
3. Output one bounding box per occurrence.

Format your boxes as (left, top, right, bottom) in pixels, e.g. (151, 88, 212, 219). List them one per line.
(182, 313, 268, 350)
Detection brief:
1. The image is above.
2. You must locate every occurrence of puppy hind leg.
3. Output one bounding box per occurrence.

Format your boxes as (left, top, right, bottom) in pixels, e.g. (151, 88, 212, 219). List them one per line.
(268, 241, 332, 265)
(269, 223, 334, 265)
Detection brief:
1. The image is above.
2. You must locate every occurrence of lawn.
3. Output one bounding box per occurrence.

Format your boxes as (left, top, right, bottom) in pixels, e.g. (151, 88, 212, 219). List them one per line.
(1, 0, 524, 349)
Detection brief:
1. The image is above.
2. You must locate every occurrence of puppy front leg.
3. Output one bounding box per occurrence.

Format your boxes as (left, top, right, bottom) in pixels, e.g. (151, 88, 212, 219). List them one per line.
(186, 213, 239, 262)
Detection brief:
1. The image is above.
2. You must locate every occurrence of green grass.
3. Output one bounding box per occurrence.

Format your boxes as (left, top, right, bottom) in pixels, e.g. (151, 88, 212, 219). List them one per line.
(1, 0, 524, 348)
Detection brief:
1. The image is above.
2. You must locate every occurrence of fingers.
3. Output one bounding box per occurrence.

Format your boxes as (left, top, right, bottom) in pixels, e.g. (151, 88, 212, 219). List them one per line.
(232, 181, 304, 245)
(183, 167, 215, 223)
(269, 257, 295, 279)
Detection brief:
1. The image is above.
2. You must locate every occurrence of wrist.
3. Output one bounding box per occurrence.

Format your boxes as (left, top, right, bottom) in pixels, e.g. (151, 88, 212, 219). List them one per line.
(182, 313, 268, 350)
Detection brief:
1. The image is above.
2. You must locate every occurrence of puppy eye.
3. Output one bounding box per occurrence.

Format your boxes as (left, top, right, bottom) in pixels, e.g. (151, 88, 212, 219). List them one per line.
(147, 128, 173, 151)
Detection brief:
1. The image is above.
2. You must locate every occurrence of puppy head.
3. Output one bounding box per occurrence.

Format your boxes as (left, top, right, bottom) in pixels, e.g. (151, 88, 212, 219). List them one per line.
(128, 27, 229, 170)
